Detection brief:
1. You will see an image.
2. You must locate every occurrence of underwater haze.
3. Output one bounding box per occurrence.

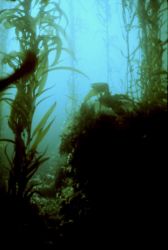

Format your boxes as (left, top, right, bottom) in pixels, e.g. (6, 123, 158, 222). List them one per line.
(0, 0, 167, 248)
(0, 0, 167, 163)
(0, 0, 142, 162)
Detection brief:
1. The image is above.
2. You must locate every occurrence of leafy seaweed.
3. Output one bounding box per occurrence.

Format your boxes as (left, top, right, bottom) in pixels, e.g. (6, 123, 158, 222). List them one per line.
(0, 0, 69, 200)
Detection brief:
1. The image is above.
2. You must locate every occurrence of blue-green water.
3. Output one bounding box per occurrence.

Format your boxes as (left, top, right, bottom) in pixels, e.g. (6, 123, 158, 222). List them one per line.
(1, 1, 136, 160)
(0, 0, 167, 171)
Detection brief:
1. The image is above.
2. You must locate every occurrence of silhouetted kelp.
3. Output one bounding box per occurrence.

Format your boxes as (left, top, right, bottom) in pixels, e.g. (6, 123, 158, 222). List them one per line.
(0, 0, 64, 202)
(0, 50, 45, 249)
(0, 1, 72, 249)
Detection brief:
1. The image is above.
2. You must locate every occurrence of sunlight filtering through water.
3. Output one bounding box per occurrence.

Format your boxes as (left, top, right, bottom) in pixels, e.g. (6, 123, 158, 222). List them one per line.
(0, 0, 167, 168)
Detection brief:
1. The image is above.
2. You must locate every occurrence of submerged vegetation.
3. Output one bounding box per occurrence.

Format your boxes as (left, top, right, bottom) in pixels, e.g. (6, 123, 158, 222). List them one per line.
(0, 0, 167, 248)
(0, 0, 74, 247)
(0, 0, 70, 200)
(121, 0, 167, 103)
(136, 0, 167, 104)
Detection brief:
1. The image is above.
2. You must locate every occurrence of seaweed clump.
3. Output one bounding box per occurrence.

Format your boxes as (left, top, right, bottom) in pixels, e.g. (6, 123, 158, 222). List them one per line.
(59, 91, 167, 247)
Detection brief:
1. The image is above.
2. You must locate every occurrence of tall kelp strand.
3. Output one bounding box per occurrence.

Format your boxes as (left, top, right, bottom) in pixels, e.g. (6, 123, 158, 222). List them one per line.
(0, 0, 70, 201)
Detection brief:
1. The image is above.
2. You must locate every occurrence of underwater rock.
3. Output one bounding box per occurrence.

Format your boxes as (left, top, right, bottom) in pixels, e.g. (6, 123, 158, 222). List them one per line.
(59, 101, 167, 247)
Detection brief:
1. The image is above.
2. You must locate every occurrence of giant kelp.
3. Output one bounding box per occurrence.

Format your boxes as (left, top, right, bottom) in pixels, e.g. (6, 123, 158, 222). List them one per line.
(0, 1, 68, 248)
(0, 0, 69, 200)
(121, 0, 167, 102)
(137, 0, 167, 103)
(0, 1, 86, 248)
(0, 1, 67, 248)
